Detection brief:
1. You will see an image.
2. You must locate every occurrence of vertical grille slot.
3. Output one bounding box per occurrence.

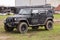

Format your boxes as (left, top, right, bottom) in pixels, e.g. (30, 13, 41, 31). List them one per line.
(6, 18, 14, 22)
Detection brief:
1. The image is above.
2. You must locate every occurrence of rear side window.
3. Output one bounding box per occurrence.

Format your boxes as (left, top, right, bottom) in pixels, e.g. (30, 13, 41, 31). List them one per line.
(32, 10, 39, 13)
(39, 9, 45, 13)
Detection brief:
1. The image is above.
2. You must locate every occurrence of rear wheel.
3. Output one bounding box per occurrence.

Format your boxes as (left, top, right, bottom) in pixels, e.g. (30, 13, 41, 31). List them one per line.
(4, 25, 14, 32)
(17, 22, 28, 34)
(44, 20, 53, 30)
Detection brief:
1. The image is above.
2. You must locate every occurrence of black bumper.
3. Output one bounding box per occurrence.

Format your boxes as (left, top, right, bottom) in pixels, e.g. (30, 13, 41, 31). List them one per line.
(4, 21, 19, 27)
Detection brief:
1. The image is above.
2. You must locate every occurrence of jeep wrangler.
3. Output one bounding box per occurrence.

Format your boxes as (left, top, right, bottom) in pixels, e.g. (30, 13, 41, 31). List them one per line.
(4, 6, 54, 33)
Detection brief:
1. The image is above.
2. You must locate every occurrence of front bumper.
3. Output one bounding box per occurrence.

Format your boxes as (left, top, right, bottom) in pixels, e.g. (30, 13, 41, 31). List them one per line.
(4, 21, 19, 27)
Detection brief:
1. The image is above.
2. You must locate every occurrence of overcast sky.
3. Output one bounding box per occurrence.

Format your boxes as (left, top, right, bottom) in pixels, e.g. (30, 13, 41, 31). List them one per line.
(47, 0, 60, 7)
(0, 0, 15, 6)
(0, 0, 60, 7)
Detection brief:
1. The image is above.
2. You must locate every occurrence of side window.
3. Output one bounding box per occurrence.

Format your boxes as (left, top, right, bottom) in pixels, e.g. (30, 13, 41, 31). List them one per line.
(39, 10, 45, 13)
(32, 10, 39, 14)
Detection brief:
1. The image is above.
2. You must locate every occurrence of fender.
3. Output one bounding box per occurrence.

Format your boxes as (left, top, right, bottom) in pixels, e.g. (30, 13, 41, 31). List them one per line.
(18, 18, 29, 25)
(44, 17, 53, 25)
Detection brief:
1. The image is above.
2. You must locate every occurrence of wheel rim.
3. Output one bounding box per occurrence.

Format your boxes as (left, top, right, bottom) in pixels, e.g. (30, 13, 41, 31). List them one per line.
(48, 22, 52, 29)
(21, 24, 27, 32)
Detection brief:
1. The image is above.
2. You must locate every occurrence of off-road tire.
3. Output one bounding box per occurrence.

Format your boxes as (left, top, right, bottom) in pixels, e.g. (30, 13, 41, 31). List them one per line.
(4, 25, 14, 32)
(17, 22, 28, 34)
(45, 20, 53, 30)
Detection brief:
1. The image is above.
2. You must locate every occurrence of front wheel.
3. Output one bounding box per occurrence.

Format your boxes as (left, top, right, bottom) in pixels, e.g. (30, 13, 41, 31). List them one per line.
(4, 25, 14, 32)
(44, 20, 53, 30)
(17, 22, 28, 34)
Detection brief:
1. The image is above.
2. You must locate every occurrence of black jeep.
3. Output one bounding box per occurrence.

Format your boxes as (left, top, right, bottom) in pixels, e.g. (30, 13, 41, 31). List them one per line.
(4, 6, 54, 33)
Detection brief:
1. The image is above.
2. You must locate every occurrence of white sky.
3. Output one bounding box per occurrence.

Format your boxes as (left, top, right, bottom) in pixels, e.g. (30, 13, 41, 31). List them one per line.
(0, 0, 15, 7)
(47, 0, 60, 7)
(0, 0, 60, 7)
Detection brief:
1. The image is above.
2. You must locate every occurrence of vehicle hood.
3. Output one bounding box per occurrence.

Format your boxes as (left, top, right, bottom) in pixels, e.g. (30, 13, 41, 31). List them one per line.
(9, 14, 30, 18)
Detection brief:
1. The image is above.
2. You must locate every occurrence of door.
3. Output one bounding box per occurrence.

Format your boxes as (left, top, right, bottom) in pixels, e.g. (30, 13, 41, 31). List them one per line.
(38, 8, 47, 24)
(31, 9, 40, 25)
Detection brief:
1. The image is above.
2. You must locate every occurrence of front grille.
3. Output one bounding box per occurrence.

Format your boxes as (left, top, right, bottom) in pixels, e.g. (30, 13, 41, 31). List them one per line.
(6, 17, 14, 23)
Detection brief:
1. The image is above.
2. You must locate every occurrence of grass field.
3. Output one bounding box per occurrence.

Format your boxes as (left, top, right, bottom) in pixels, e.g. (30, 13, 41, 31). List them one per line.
(54, 14, 60, 19)
(0, 14, 60, 40)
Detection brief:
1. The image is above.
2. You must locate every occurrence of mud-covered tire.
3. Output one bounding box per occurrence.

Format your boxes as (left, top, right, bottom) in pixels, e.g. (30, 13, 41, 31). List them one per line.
(45, 20, 53, 30)
(4, 25, 14, 32)
(17, 22, 28, 34)
(32, 26, 39, 30)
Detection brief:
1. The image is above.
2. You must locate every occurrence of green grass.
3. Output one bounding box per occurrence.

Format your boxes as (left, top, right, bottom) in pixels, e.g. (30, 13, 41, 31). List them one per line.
(0, 15, 13, 20)
(0, 14, 60, 40)
(54, 14, 60, 19)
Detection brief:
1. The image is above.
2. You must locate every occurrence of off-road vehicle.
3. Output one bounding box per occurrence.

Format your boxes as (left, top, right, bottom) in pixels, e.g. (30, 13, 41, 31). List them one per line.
(4, 6, 54, 33)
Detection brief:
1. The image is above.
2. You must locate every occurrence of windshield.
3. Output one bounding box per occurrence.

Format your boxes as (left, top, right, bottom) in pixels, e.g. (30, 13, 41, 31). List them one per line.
(19, 9, 31, 15)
